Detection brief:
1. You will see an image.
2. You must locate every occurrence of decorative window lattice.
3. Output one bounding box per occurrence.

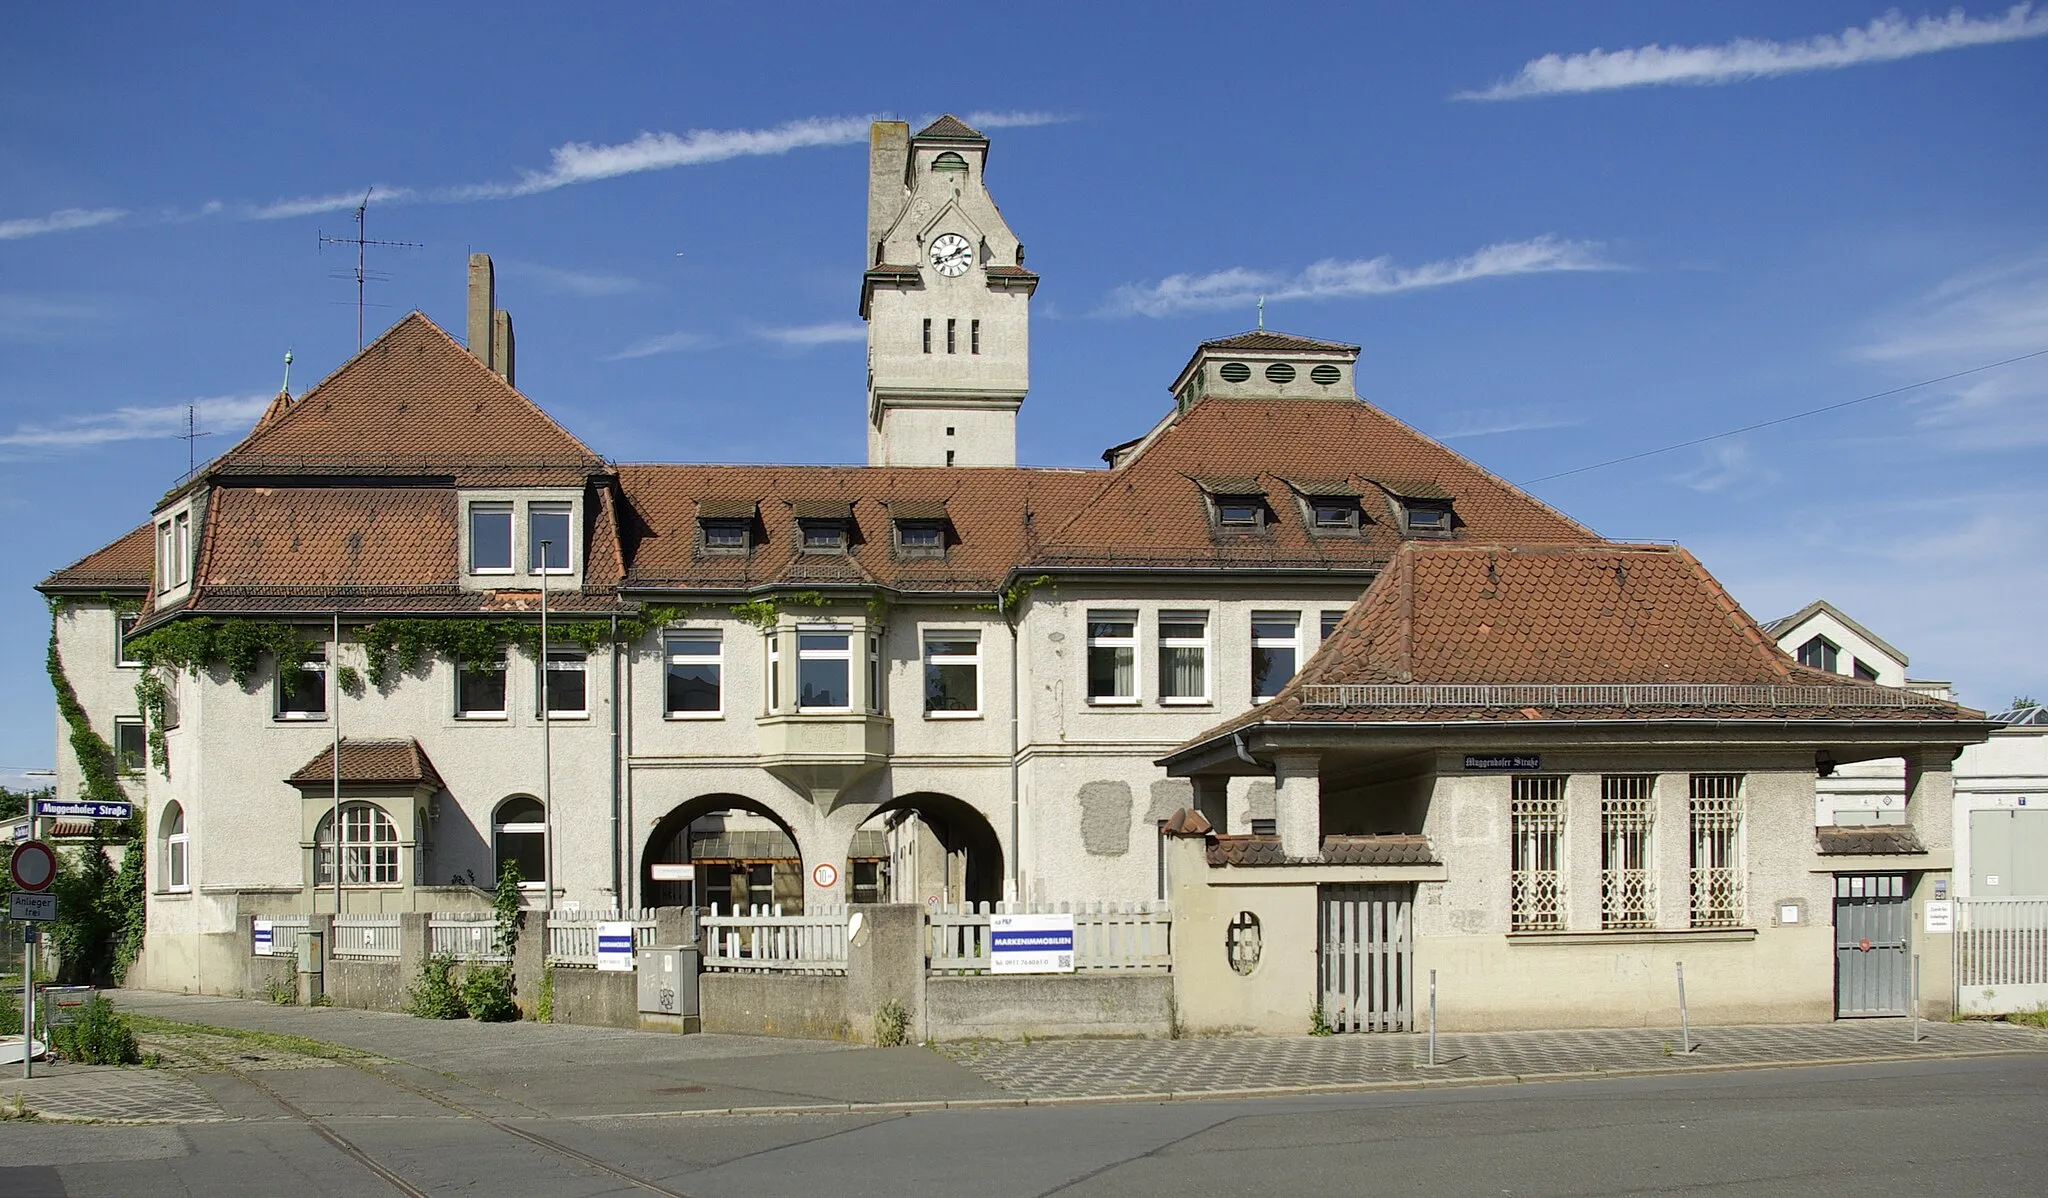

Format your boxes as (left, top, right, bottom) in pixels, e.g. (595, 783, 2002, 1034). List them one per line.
(1688, 774, 1745, 928)
(1511, 776, 1567, 931)
(1600, 775, 1656, 930)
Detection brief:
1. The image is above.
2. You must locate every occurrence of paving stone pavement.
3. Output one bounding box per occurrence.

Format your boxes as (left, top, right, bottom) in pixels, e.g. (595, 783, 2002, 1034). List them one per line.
(0, 1061, 229, 1123)
(936, 1019, 2048, 1097)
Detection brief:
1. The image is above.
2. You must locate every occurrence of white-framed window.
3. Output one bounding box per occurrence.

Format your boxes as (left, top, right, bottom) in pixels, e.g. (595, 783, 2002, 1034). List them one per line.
(315, 802, 400, 886)
(1688, 774, 1745, 928)
(469, 502, 513, 574)
(172, 512, 190, 585)
(1250, 613, 1299, 702)
(456, 656, 508, 719)
(1320, 609, 1347, 643)
(1510, 775, 1567, 932)
(492, 796, 547, 890)
(276, 645, 327, 721)
(162, 801, 189, 892)
(1157, 612, 1209, 705)
(528, 502, 572, 573)
(538, 649, 587, 718)
(923, 631, 981, 717)
(155, 520, 173, 593)
(797, 628, 853, 711)
(1600, 775, 1656, 930)
(1086, 612, 1137, 704)
(767, 635, 781, 711)
(664, 632, 722, 717)
(1797, 636, 1839, 673)
(116, 612, 140, 668)
(868, 632, 886, 714)
(114, 717, 147, 774)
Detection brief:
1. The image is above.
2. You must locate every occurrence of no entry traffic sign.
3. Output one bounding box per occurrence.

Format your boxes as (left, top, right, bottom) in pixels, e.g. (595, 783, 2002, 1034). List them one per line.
(9, 840, 56, 893)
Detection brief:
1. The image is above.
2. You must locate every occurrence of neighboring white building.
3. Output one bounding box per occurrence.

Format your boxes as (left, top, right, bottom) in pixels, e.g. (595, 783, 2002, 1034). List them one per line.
(1767, 600, 2046, 897)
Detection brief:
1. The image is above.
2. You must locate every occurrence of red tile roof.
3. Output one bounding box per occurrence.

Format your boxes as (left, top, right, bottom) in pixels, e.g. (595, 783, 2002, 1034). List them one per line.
(1199, 330, 1361, 354)
(289, 739, 444, 790)
(40, 522, 153, 591)
(914, 114, 987, 142)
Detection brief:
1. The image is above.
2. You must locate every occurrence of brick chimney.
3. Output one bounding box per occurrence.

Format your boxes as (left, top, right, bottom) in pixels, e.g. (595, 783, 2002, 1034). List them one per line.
(867, 121, 910, 266)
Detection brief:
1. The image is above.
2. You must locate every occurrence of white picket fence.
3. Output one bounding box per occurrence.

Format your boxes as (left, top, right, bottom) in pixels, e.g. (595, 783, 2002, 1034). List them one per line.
(428, 913, 508, 962)
(545, 908, 659, 969)
(268, 914, 310, 959)
(702, 904, 849, 974)
(332, 914, 401, 961)
(1956, 898, 2048, 1014)
(927, 901, 1172, 975)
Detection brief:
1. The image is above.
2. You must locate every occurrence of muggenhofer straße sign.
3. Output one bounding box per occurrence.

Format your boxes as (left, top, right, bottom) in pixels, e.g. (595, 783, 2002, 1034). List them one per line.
(34, 799, 134, 820)
(1463, 755, 1541, 772)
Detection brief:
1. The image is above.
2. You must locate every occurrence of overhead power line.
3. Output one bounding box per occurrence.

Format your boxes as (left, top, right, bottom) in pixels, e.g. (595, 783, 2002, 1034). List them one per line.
(1520, 346, 2048, 486)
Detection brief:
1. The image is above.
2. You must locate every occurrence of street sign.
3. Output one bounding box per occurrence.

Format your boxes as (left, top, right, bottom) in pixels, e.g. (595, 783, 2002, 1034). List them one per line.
(1924, 901, 1955, 934)
(1463, 755, 1541, 772)
(10, 841, 56, 893)
(649, 863, 695, 882)
(811, 862, 839, 889)
(596, 922, 635, 972)
(34, 799, 133, 821)
(989, 912, 1075, 974)
(8, 893, 57, 923)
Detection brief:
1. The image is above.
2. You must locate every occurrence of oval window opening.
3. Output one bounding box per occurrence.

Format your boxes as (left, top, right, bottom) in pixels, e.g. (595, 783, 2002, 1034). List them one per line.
(1310, 364, 1341, 385)
(1265, 363, 1297, 384)
(1219, 362, 1251, 383)
(1227, 910, 1262, 975)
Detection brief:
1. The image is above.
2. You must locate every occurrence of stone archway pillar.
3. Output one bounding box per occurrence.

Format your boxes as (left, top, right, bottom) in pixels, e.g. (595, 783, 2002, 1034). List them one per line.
(806, 807, 860, 910)
(1272, 751, 1322, 859)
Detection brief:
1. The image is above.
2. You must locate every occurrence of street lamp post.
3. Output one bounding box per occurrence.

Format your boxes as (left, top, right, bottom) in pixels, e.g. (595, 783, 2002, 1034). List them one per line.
(539, 542, 553, 913)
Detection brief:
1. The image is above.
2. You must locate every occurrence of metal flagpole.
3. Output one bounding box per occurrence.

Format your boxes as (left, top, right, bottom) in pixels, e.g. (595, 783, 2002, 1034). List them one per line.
(539, 543, 553, 913)
(332, 610, 342, 917)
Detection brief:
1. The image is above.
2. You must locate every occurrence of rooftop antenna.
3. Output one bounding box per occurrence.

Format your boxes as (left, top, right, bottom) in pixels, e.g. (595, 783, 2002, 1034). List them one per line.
(1257, 295, 1265, 331)
(319, 188, 422, 350)
(281, 350, 294, 394)
(176, 403, 213, 482)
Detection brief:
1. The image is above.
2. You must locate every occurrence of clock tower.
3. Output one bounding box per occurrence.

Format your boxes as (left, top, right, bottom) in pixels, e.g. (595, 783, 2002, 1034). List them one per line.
(862, 115, 1037, 467)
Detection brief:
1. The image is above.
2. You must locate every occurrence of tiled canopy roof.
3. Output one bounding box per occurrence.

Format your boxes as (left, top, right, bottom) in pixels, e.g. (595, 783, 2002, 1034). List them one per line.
(914, 114, 987, 142)
(1207, 833, 1438, 867)
(1179, 541, 1979, 740)
(289, 739, 445, 790)
(41, 522, 153, 590)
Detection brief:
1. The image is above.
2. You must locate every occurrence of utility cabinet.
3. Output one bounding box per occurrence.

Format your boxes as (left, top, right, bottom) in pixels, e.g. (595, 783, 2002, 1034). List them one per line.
(636, 946, 699, 1018)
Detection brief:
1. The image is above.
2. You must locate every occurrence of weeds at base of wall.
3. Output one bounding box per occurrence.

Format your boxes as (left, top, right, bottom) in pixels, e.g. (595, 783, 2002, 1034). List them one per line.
(535, 965, 555, 1024)
(1308, 1005, 1335, 1037)
(873, 1001, 910, 1047)
(462, 965, 519, 1023)
(265, 978, 297, 1006)
(406, 954, 468, 1020)
(50, 996, 141, 1065)
(1999, 1007, 2048, 1029)
(310, 993, 333, 1008)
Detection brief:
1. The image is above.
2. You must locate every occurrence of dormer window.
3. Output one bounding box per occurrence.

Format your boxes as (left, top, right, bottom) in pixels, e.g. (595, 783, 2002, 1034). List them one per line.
(885, 500, 950, 559)
(1404, 503, 1452, 534)
(1798, 636, 1839, 673)
(469, 502, 513, 573)
(792, 501, 854, 554)
(703, 521, 747, 553)
(1196, 477, 1269, 534)
(1312, 500, 1361, 533)
(1290, 480, 1364, 537)
(528, 502, 572, 573)
(802, 524, 848, 553)
(1379, 483, 1456, 538)
(696, 500, 757, 557)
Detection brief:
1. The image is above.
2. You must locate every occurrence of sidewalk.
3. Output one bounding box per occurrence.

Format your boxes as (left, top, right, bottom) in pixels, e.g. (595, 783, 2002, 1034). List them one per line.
(1, 988, 2042, 1124)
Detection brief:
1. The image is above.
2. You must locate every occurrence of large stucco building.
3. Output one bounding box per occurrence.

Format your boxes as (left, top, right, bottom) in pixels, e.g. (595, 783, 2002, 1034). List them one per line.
(37, 116, 1993, 1025)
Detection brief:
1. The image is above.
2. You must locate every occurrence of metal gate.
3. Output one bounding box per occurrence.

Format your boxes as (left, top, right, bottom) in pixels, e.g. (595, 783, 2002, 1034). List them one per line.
(1317, 884, 1413, 1032)
(1834, 873, 1910, 1017)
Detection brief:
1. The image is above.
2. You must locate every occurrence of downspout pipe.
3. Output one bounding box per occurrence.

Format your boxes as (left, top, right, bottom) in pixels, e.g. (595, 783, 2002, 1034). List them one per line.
(1001, 588, 1021, 903)
(609, 613, 622, 906)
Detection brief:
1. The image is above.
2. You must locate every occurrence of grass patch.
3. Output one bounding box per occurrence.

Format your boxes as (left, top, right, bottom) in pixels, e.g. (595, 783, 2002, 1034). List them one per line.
(126, 1014, 375, 1064)
(2002, 1008, 2048, 1029)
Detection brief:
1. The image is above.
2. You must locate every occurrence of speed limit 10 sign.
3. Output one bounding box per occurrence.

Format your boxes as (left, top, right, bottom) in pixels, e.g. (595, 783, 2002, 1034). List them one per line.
(10, 840, 56, 893)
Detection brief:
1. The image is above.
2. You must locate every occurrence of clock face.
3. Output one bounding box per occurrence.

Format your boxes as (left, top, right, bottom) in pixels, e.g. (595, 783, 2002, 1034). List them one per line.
(929, 233, 973, 277)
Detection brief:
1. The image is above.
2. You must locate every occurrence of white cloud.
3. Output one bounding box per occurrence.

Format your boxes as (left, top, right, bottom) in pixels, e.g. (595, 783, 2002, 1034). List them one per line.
(602, 330, 715, 361)
(1104, 236, 1617, 318)
(1855, 253, 2048, 449)
(1434, 408, 1583, 440)
(0, 207, 126, 240)
(248, 187, 414, 221)
(1461, 5, 2048, 100)
(0, 295, 103, 340)
(753, 321, 867, 347)
(507, 262, 648, 297)
(958, 110, 1069, 130)
(452, 115, 885, 201)
(0, 393, 273, 454)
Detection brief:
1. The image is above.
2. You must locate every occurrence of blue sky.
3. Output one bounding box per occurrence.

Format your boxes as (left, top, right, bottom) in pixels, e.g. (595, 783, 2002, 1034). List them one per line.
(5, 2, 2045, 781)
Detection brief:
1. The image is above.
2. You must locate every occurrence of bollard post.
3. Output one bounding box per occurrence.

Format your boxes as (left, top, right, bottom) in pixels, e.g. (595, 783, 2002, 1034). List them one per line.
(1676, 960, 1690, 1054)
(1428, 969, 1438, 1068)
(20, 932, 31, 1080)
(1910, 954, 1922, 1044)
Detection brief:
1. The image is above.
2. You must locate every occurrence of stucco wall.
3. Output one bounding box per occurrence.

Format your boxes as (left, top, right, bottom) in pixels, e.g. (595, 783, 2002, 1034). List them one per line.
(699, 973, 852, 1039)
(925, 974, 1174, 1041)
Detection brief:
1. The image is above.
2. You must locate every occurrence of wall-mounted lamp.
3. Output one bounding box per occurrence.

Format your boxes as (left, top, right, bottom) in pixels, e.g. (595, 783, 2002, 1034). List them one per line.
(1815, 751, 1838, 778)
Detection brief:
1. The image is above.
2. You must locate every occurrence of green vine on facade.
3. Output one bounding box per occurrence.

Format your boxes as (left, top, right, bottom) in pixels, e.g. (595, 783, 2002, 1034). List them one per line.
(125, 618, 315, 687)
(47, 623, 128, 807)
(134, 672, 170, 777)
(357, 603, 693, 688)
(729, 591, 830, 632)
(43, 620, 147, 985)
(977, 574, 1055, 616)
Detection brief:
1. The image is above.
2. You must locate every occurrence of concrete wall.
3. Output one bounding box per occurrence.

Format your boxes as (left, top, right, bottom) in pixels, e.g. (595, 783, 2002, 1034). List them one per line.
(926, 974, 1173, 1041)
(701, 973, 852, 1039)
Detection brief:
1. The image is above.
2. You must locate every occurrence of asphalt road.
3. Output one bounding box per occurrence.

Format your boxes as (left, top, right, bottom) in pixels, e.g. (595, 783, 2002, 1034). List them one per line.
(2, 1054, 2041, 1197)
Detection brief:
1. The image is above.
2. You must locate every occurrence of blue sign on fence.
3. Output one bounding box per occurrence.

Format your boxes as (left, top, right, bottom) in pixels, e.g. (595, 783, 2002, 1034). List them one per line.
(253, 920, 274, 956)
(596, 922, 635, 972)
(35, 799, 134, 821)
(990, 913, 1076, 974)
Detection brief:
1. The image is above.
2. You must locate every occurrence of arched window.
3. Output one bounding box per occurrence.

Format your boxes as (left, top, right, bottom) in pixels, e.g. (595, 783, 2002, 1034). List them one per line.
(315, 802, 400, 886)
(493, 796, 546, 890)
(161, 801, 189, 892)
(931, 151, 967, 173)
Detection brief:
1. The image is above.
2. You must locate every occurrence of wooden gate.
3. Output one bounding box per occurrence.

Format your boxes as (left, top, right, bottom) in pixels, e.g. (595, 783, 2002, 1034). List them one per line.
(1318, 884, 1413, 1032)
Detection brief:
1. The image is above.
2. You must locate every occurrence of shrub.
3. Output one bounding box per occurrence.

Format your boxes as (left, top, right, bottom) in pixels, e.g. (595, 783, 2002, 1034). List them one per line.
(461, 964, 519, 1023)
(873, 1000, 909, 1047)
(405, 953, 467, 1020)
(1308, 1004, 1335, 1036)
(49, 995, 140, 1065)
(265, 977, 297, 1006)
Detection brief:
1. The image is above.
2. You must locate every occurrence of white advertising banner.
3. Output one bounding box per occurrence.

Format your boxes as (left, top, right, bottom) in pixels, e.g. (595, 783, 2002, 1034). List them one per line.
(989, 913, 1075, 974)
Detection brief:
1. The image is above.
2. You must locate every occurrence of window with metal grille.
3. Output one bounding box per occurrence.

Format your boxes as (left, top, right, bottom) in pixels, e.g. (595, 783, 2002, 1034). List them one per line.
(1600, 775, 1656, 929)
(1511, 776, 1567, 931)
(1688, 774, 1745, 928)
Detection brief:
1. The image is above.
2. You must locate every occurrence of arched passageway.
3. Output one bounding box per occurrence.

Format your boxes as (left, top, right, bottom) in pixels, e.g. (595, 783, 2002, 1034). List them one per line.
(854, 792, 1004, 908)
(642, 794, 806, 912)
